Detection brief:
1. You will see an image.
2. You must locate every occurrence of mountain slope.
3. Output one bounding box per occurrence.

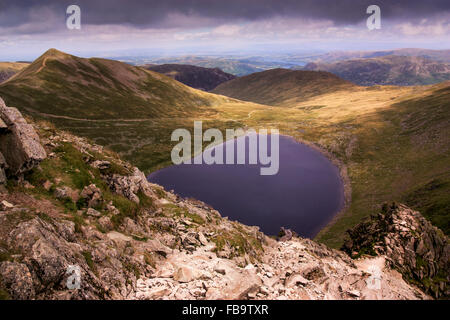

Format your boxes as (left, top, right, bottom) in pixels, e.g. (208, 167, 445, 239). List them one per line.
(0, 49, 265, 172)
(0, 62, 29, 83)
(0, 49, 232, 120)
(145, 64, 236, 91)
(302, 55, 450, 86)
(212, 68, 355, 106)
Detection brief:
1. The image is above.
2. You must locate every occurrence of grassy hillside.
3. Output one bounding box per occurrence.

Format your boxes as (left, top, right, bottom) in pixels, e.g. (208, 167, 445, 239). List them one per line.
(212, 68, 355, 106)
(302, 55, 450, 86)
(0, 49, 232, 120)
(0, 49, 267, 172)
(146, 64, 236, 91)
(0, 62, 29, 83)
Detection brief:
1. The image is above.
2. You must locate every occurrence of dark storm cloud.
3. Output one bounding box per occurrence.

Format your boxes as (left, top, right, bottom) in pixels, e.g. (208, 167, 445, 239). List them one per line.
(1, 0, 449, 29)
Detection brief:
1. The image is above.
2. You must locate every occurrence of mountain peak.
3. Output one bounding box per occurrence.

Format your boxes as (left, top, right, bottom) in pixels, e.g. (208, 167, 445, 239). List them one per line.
(40, 48, 70, 59)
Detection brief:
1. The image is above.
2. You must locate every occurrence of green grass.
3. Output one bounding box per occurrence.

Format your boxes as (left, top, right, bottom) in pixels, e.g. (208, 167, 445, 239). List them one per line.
(82, 250, 96, 273)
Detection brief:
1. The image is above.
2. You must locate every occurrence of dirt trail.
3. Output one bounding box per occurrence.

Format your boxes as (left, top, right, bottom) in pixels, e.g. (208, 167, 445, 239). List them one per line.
(23, 107, 265, 123)
(35, 57, 48, 74)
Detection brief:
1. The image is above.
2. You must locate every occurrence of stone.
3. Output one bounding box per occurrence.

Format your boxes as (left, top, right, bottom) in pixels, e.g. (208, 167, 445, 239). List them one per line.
(107, 167, 155, 203)
(0, 118, 7, 132)
(347, 290, 361, 297)
(91, 160, 111, 170)
(87, 208, 101, 217)
(43, 180, 53, 191)
(173, 266, 196, 283)
(54, 187, 70, 200)
(81, 184, 103, 208)
(198, 232, 208, 245)
(181, 232, 200, 252)
(152, 262, 175, 278)
(278, 227, 293, 241)
(106, 202, 120, 215)
(0, 261, 35, 299)
(0, 200, 14, 210)
(0, 98, 47, 176)
(98, 216, 114, 231)
(285, 273, 309, 287)
(214, 264, 227, 275)
(144, 239, 172, 258)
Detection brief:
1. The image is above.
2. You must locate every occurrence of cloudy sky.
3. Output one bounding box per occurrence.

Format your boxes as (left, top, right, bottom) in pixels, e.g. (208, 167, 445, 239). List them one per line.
(0, 0, 449, 60)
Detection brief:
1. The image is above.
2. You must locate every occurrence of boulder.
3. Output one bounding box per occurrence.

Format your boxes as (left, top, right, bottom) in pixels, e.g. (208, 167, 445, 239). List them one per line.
(81, 184, 103, 208)
(91, 160, 111, 170)
(285, 273, 309, 287)
(107, 167, 155, 203)
(173, 266, 196, 283)
(0, 97, 46, 177)
(278, 227, 294, 241)
(87, 208, 101, 217)
(0, 200, 14, 210)
(0, 261, 35, 299)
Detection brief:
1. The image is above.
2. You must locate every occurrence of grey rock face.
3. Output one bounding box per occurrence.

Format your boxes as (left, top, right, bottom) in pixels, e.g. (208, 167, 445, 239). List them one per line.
(0, 97, 46, 179)
(107, 167, 155, 203)
(342, 203, 449, 299)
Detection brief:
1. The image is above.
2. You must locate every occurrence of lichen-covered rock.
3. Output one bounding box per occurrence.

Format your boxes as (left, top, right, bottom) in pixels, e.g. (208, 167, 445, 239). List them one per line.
(80, 184, 103, 208)
(0, 97, 46, 177)
(0, 261, 35, 299)
(107, 167, 155, 203)
(342, 203, 449, 299)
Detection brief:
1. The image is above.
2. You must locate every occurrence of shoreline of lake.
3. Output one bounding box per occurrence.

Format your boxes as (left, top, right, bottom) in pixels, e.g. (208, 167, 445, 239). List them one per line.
(148, 134, 346, 238)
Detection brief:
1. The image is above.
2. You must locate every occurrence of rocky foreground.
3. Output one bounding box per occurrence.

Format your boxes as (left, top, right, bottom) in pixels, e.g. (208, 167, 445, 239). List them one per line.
(0, 97, 447, 300)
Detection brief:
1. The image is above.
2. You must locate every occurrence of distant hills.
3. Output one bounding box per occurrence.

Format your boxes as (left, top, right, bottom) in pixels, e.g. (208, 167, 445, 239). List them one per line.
(307, 48, 450, 64)
(0, 49, 231, 120)
(141, 55, 299, 76)
(0, 62, 29, 83)
(301, 55, 450, 86)
(145, 64, 236, 91)
(212, 68, 354, 106)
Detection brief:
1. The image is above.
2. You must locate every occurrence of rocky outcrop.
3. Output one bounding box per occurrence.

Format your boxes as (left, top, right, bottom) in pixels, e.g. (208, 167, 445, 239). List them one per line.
(0, 97, 46, 180)
(342, 203, 449, 299)
(106, 168, 155, 204)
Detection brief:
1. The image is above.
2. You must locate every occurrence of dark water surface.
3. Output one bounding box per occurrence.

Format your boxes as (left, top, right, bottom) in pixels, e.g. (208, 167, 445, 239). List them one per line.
(147, 135, 344, 238)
